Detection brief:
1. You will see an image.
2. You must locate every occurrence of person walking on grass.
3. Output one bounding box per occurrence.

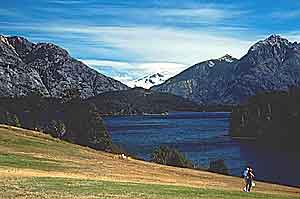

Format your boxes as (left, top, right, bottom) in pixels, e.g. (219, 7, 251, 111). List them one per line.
(245, 168, 255, 192)
(242, 167, 249, 192)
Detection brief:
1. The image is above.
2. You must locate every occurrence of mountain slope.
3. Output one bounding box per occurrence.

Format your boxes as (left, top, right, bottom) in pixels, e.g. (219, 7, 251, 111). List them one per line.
(152, 35, 300, 105)
(0, 36, 49, 96)
(0, 125, 299, 198)
(152, 54, 238, 104)
(0, 35, 128, 98)
(86, 87, 200, 115)
(222, 35, 300, 103)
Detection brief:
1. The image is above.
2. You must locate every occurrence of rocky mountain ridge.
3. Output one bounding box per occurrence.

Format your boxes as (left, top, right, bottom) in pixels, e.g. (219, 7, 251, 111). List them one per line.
(152, 35, 300, 105)
(152, 54, 238, 104)
(0, 35, 128, 98)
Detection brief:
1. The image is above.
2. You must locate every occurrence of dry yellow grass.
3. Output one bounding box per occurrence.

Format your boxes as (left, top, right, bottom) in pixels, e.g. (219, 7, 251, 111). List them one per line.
(0, 125, 299, 198)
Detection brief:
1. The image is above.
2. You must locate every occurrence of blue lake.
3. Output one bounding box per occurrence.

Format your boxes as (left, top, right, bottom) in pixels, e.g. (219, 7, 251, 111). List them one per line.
(103, 112, 300, 187)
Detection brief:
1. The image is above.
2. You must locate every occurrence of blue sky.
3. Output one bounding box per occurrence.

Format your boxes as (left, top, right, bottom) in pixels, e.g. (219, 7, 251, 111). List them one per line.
(2, 0, 300, 84)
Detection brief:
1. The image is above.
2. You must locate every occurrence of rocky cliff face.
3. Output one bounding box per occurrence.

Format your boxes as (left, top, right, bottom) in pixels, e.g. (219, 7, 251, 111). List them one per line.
(223, 35, 300, 104)
(0, 35, 128, 98)
(152, 35, 300, 105)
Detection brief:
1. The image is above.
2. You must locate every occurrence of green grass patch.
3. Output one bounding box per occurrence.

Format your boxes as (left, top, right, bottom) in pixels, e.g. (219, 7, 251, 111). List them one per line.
(0, 153, 70, 171)
(0, 177, 298, 199)
(0, 127, 89, 158)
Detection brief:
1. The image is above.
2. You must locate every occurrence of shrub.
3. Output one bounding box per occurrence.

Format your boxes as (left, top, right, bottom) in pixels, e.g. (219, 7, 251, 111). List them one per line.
(0, 111, 21, 127)
(48, 120, 66, 138)
(208, 159, 229, 175)
(151, 146, 193, 168)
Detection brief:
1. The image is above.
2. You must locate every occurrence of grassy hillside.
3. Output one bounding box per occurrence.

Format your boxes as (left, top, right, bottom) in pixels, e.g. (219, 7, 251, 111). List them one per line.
(0, 125, 299, 199)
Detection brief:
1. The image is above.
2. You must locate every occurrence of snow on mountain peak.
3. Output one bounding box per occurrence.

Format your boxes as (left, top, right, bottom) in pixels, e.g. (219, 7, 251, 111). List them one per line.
(208, 61, 215, 67)
(127, 72, 171, 89)
(218, 54, 236, 63)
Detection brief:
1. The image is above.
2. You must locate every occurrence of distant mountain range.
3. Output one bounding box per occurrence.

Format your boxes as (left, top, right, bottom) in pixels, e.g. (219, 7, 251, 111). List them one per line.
(128, 72, 171, 89)
(0, 35, 128, 98)
(0, 34, 203, 116)
(152, 35, 300, 105)
(3, 34, 300, 107)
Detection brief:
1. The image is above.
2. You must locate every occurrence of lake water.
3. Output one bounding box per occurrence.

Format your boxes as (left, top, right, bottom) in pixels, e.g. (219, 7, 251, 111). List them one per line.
(103, 112, 300, 187)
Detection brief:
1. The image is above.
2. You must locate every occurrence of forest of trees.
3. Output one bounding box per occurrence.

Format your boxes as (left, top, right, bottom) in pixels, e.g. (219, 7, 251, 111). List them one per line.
(230, 87, 300, 150)
(0, 91, 113, 152)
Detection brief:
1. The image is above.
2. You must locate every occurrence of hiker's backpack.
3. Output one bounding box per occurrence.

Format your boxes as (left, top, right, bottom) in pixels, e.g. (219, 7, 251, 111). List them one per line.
(242, 170, 247, 178)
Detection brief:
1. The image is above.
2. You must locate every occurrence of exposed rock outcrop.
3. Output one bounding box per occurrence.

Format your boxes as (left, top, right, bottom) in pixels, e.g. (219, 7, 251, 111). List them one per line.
(0, 35, 128, 98)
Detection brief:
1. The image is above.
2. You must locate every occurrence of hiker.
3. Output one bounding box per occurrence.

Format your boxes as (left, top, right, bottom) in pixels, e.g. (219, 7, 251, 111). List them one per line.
(242, 167, 249, 191)
(245, 168, 255, 192)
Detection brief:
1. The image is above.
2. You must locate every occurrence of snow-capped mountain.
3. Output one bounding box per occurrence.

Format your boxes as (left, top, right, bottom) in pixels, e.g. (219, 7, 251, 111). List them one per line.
(128, 72, 172, 89)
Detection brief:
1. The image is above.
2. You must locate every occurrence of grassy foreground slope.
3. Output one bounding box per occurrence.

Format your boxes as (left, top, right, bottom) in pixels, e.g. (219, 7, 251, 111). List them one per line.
(0, 125, 299, 199)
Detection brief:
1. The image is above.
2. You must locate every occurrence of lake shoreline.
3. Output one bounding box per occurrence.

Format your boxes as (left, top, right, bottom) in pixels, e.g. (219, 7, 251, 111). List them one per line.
(104, 112, 300, 187)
